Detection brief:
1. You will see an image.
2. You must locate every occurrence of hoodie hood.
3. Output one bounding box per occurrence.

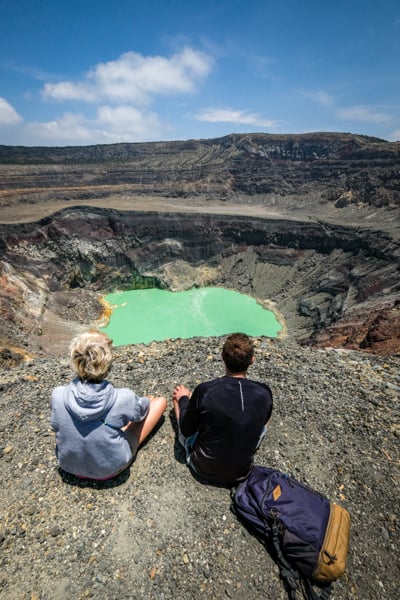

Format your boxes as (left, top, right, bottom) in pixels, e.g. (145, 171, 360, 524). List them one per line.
(65, 377, 116, 422)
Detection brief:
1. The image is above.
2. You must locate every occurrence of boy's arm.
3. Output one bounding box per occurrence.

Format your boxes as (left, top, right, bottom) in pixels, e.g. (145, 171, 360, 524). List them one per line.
(50, 387, 62, 431)
(173, 384, 201, 436)
(264, 384, 273, 427)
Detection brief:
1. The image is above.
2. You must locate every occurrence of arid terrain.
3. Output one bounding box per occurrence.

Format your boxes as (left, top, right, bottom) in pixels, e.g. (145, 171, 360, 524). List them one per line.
(0, 132, 399, 360)
(0, 336, 399, 600)
(0, 132, 399, 599)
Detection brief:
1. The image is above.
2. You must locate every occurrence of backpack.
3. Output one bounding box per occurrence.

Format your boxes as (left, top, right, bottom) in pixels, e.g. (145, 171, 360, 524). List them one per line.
(231, 466, 350, 600)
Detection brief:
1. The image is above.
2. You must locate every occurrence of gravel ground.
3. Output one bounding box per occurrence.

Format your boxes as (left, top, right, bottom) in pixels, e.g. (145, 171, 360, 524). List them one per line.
(0, 336, 399, 600)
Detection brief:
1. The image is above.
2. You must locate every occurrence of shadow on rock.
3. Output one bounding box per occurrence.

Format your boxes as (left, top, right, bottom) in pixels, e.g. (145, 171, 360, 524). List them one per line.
(56, 416, 168, 489)
(57, 467, 131, 489)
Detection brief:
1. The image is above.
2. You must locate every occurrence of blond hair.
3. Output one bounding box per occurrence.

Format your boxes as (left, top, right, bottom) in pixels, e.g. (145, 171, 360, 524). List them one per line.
(69, 330, 113, 382)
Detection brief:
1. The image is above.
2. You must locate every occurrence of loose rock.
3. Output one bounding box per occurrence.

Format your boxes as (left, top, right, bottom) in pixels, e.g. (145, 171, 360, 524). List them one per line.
(0, 336, 398, 599)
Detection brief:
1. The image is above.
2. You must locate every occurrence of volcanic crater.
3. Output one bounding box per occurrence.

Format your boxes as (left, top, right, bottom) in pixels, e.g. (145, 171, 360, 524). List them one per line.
(0, 132, 399, 361)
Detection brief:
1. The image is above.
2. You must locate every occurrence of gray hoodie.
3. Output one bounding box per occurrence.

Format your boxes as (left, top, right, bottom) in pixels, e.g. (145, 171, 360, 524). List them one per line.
(51, 377, 150, 479)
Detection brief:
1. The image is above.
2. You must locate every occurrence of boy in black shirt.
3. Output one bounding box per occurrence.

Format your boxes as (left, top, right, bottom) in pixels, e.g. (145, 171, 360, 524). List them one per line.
(172, 333, 273, 485)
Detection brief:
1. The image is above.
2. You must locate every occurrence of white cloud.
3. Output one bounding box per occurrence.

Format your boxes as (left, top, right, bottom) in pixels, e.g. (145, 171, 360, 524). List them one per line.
(337, 105, 391, 124)
(0, 97, 22, 124)
(2, 60, 61, 83)
(43, 81, 96, 102)
(32, 47, 214, 144)
(26, 106, 166, 145)
(303, 90, 335, 107)
(388, 129, 400, 141)
(42, 47, 214, 105)
(27, 113, 94, 143)
(195, 108, 278, 128)
(96, 105, 164, 141)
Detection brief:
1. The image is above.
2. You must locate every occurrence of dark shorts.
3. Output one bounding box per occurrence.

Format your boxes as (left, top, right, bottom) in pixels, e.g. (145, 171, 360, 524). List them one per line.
(177, 426, 267, 472)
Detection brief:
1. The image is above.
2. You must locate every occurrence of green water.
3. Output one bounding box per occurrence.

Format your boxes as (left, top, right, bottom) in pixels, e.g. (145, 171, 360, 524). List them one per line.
(101, 287, 282, 345)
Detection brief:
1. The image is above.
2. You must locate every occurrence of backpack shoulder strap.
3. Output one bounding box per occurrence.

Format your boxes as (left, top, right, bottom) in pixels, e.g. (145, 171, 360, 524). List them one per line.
(301, 578, 332, 600)
(270, 520, 301, 599)
(271, 520, 333, 600)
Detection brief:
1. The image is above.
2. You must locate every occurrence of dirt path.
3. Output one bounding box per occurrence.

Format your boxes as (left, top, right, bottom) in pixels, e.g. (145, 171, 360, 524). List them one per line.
(1, 195, 399, 239)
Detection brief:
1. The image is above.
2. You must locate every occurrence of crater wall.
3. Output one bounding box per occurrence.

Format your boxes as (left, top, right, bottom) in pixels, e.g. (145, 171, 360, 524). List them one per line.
(0, 206, 399, 358)
(0, 132, 399, 360)
(0, 132, 399, 211)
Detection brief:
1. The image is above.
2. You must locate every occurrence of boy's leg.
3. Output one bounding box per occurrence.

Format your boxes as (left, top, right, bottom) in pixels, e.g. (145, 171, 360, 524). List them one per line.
(172, 394, 198, 460)
(172, 394, 186, 446)
(124, 396, 167, 450)
(256, 425, 267, 450)
(172, 394, 180, 421)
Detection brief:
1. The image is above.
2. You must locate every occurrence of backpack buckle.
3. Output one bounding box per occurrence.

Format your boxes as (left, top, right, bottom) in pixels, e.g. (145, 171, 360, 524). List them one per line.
(322, 550, 337, 565)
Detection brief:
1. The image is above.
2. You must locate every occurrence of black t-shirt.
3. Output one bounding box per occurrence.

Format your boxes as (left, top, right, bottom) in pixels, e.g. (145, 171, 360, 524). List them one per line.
(178, 375, 273, 485)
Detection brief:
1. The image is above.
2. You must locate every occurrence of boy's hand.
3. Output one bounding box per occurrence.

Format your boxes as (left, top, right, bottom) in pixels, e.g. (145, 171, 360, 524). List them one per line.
(172, 384, 191, 401)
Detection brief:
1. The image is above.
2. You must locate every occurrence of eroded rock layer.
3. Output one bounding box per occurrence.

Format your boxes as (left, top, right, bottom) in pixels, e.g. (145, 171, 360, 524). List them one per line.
(0, 132, 399, 209)
(0, 132, 399, 359)
(0, 206, 399, 358)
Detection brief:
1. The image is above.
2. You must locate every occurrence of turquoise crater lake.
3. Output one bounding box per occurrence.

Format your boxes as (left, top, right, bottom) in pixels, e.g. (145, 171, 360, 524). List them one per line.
(101, 287, 282, 346)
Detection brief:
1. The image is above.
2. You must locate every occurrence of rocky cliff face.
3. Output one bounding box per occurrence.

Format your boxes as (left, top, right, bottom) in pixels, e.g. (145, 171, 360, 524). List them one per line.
(0, 132, 399, 360)
(0, 132, 399, 209)
(0, 205, 399, 358)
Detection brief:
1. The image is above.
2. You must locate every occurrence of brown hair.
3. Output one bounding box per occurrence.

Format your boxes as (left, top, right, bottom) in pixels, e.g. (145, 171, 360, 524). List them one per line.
(221, 333, 254, 374)
(69, 330, 113, 382)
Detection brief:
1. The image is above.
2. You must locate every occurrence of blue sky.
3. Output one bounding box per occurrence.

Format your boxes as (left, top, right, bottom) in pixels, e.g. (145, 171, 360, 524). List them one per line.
(0, 0, 399, 146)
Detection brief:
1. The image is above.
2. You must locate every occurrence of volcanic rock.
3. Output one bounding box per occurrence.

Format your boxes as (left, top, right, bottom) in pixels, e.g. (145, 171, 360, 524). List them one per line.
(0, 132, 399, 357)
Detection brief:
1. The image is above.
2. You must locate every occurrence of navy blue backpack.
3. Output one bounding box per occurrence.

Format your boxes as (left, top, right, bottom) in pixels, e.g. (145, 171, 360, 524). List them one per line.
(231, 466, 350, 600)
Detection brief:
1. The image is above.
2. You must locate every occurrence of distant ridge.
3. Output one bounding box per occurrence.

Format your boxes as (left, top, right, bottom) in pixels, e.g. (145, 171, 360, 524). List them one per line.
(0, 131, 397, 164)
(0, 132, 399, 211)
(0, 131, 399, 357)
